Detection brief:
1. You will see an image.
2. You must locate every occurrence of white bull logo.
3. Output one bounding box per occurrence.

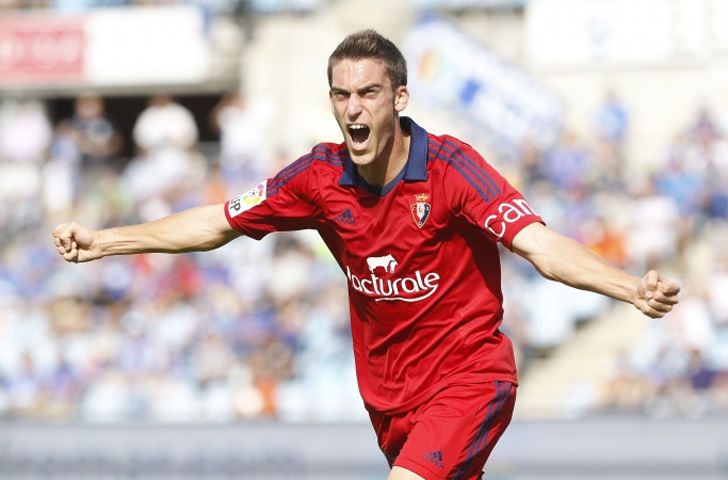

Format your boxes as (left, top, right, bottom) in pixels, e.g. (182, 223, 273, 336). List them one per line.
(366, 254, 398, 273)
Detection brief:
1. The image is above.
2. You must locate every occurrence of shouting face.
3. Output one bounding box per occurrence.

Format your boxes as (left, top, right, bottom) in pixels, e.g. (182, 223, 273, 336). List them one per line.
(329, 57, 409, 185)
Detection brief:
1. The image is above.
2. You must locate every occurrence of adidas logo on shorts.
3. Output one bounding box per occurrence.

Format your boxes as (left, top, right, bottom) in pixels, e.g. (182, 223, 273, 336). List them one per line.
(423, 450, 445, 469)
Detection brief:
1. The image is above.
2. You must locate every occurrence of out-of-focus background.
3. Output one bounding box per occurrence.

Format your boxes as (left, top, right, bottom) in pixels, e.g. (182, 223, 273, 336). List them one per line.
(1, 0, 728, 478)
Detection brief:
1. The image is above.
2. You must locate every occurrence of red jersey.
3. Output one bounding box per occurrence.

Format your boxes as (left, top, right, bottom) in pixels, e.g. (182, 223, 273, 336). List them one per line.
(224, 117, 543, 414)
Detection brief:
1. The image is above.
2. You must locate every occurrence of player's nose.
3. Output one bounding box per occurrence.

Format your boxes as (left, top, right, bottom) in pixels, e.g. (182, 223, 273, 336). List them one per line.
(346, 94, 363, 117)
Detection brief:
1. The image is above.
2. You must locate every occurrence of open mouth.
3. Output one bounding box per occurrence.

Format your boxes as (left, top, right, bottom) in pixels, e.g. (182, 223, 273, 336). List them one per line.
(347, 124, 370, 149)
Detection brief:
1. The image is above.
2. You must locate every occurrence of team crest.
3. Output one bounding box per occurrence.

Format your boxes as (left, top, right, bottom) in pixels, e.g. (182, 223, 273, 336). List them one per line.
(410, 193, 431, 229)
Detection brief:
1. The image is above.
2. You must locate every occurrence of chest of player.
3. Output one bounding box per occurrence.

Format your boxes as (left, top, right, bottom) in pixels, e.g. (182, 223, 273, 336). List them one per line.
(332, 179, 445, 243)
(323, 179, 467, 303)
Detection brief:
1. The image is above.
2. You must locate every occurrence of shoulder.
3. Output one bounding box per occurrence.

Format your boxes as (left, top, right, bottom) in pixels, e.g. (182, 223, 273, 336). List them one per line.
(275, 143, 346, 174)
(427, 133, 484, 164)
(289, 142, 347, 169)
(426, 133, 496, 180)
(269, 142, 346, 193)
(426, 133, 507, 203)
(310, 142, 349, 165)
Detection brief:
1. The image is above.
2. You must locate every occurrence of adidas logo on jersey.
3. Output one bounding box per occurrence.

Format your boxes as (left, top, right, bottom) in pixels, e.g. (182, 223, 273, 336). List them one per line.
(335, 208, 356, 225)
(423, 450, 445, 469)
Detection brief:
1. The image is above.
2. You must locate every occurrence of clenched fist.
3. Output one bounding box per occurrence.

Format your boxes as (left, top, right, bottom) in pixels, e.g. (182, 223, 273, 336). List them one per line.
(634, 270, 680, 318)
(52, 222, 103, 263)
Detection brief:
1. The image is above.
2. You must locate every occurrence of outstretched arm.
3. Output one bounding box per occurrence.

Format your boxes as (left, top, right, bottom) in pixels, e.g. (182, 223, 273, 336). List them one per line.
(53, 204, 240, 263)
(510, 222, 680, 318)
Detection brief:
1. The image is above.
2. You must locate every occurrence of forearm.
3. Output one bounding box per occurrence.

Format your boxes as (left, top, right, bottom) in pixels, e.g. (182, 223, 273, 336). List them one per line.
(527, 233, 638, 304)
(511, 223, 680, 318)
(98, 205, 238, 257)
(512, 223, 639, 304)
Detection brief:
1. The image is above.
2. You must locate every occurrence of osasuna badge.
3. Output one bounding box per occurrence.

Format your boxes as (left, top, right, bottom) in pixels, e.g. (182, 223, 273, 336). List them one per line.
(410, 193, 431, 228)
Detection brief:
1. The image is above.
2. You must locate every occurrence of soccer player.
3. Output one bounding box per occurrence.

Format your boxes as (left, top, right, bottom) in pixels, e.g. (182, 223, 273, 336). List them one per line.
(53, 30, 680, 480)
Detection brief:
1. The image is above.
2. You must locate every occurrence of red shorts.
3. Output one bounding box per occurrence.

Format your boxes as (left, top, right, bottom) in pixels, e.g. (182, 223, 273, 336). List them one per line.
(369, 381, 516, 480)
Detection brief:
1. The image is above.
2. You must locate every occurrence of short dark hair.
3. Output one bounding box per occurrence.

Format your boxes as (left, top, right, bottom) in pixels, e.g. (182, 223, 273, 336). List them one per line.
(327, 29, 408, 90)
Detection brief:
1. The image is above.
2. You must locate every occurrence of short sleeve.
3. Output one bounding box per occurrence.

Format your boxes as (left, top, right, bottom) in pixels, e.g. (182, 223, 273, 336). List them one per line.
(224, 156, 323, 240)
(440, 138, 544, 250)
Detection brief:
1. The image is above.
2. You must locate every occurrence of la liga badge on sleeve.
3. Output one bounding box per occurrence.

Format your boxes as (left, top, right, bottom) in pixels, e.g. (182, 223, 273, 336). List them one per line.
(228, 180, 268, 218)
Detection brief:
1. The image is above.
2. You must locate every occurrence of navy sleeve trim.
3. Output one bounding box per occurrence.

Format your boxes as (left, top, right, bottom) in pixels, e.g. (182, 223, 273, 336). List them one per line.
(268, 144, 346, 196)
(428, 138, 503, 203)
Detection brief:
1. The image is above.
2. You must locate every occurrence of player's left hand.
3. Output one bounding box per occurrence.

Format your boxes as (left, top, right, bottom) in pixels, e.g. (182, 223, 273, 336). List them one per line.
(634, 270, 680, 318)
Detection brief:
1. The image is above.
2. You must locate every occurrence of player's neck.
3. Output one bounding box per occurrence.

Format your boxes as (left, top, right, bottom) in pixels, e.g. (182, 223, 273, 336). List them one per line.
(357, 127, 411, 188)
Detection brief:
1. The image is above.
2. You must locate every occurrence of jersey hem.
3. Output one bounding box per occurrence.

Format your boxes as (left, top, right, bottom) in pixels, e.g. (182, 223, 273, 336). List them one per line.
(223, 201, 266, 240)
(365, 374, 519, 416)
(502, 218, 546, 251)
(394, 458, 444, 480)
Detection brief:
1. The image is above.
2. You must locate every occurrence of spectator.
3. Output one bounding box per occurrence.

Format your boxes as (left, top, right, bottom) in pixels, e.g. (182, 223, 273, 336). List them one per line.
(126, 95, 206, 221)
(540, 130, 597, 194)
(67, 93, 125, 173)
(591, 87, 631, 192)
(0, 98, 53, 165)
(208, 91, 275, 187)
(624, 177, 682, 272)
(592, 86, 630, 151)
(0, 98, 53, 240)
(132, 95, 199, 153)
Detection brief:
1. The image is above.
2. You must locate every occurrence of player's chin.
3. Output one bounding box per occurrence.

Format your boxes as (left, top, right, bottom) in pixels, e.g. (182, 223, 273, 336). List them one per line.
(345, 137, 373, 161)
(348, 151, 375, 166)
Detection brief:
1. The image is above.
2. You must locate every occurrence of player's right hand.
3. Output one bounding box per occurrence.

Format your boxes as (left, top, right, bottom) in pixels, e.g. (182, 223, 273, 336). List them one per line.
(52, 222, 102, 263)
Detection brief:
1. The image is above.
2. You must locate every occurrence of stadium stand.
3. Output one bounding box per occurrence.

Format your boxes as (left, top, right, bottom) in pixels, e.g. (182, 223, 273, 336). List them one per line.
(1, 0, 727, 424)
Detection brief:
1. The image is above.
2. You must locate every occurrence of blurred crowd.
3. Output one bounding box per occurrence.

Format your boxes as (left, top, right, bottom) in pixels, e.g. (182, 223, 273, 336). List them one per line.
(502, 91, 728, 419)
(0, 92, 361, 423)
(0, 85, 727, 424)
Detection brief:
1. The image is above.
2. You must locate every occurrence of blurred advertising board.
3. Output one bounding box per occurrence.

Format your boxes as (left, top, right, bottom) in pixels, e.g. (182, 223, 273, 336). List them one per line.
(525, 0, 728, 66)
(0, 6, 209, 88)
(403, 14, 565, 151)
(0, 16, 85, 83)
(1, 419, 727, 479)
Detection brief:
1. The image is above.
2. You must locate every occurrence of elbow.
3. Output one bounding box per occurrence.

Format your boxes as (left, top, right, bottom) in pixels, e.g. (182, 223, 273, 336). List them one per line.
(203, 229, 240, 251)
(179, 230, 239, 254)
(533, 263, 559, 282)
(521, 252, 558, 282)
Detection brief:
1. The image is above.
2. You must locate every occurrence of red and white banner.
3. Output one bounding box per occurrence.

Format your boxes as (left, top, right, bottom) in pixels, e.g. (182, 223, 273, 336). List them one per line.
(0, 6, 209, 88)
(0, 16, 85, 84)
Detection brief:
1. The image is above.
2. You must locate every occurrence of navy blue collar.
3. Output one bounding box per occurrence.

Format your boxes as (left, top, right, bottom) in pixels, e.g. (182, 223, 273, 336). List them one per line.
(339, 117, 429, 192)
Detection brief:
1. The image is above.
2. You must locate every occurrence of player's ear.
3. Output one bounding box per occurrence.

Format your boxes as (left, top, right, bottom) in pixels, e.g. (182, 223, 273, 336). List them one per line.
(394, 86, 409, 112)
